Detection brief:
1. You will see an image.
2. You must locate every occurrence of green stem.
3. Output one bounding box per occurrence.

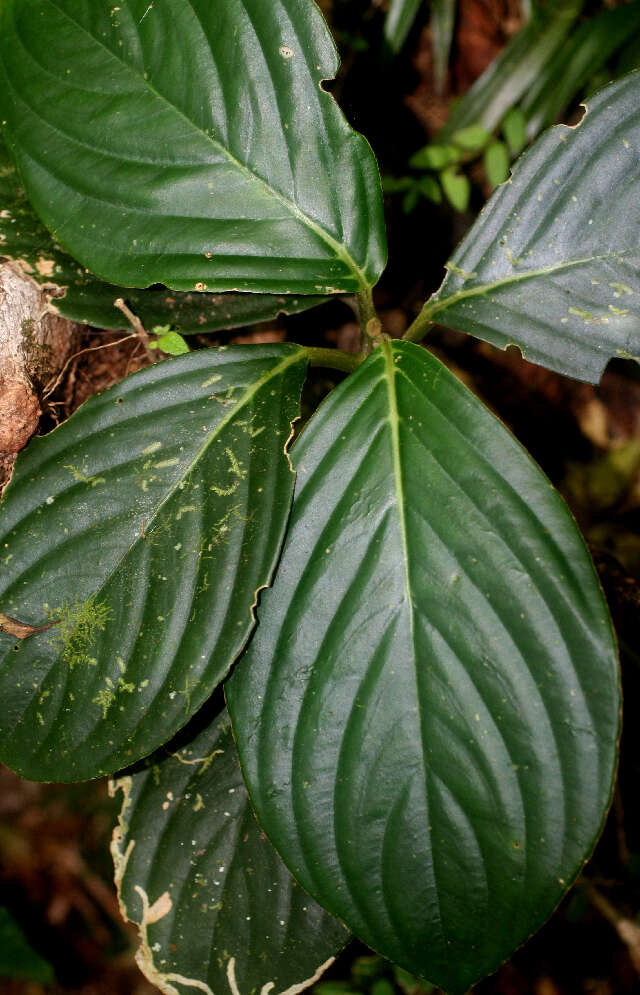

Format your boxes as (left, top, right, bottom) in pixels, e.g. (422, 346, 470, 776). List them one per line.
(356, 287, 382, 354)
(304, 347, 364, 374)
(403, 305, 435, 343)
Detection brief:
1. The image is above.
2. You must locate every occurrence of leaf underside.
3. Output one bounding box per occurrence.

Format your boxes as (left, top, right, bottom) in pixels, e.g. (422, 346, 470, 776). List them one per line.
(0, 345, 307, 782)
(227, 340, 620, 994)
(111, 710, 349, 995)
(0, 130, 328, 333)
(0, 0, 386, 295)
(427, 71, 640, 383)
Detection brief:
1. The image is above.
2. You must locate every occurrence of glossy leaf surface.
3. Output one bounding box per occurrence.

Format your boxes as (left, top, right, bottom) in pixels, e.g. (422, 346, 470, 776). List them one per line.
(111, 710, 348, 995)
(228, 340, 620, 994)
(0, 0, 386, 295)
(418, 72, 640, 383)
(0, 132, 327, 333)
(0, 345, 307, 781)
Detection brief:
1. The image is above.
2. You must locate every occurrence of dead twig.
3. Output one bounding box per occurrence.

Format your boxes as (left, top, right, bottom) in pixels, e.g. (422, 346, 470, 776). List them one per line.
(113, 298, 156, 361)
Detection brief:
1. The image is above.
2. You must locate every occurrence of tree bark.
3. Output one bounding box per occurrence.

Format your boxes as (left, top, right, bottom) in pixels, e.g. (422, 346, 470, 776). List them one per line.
(0, 261, 78, 491)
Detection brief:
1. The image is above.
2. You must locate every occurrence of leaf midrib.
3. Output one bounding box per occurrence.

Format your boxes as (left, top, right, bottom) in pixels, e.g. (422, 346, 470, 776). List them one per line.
(41, 0, 369, 289)
(380, 339, 444, 937)
(380, 340, 423, 764)
(425, 247, 638, 321)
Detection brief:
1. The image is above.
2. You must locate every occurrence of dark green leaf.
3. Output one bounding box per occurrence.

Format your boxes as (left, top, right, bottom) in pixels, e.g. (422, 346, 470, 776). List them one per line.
(440, 168, 470, 211)
(0, 131, 328, 334)
(483, 140, 510, 189)
(111, 710, 348, 995)
(438, 0, 584, 140)
(227, 340, 619, 994)
(65, 285, 330, 336)
(384, 0, 424, 53)
(415, 72, 640, 383)
(0, 907, 54, 984)
(0, 0, 386, 295)
(0, 344, 307, 781)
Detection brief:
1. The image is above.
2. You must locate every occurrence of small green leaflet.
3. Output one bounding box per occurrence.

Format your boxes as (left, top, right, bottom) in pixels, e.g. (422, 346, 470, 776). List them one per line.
(111, 710, 349, 995)
(0, 345, 308, 781)
(149, 329, 190, 356)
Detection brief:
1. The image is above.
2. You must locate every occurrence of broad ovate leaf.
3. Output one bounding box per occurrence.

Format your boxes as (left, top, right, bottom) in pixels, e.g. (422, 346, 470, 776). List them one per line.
(111, 710, 349, 995)
(0, 0, 386, 295)
(227, 340, 620, 995)
(0, 345, 307, 781)
(415, 71, 640, 383)
(0, 131, 328, 333)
